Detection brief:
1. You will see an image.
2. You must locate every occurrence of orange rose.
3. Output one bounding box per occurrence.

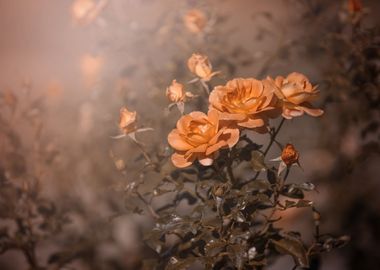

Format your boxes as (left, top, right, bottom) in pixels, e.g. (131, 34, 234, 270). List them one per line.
(208, 78, 278, 132)
(187, 53, 219, 81)
(184, 9, 207, 34)
(119, 107, 137, 134)
(166, 80, 194, 103)
(267, 72, 323, 119)
(168, 110, 239, 168)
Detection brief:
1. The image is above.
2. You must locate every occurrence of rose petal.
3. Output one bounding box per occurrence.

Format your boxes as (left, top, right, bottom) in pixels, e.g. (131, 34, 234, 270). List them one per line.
(237, 118, 265, 129)
(298, 104, 324, 117)
(223, 128, 240, 148)
(168, 129, 193, 150)
(198, 154, 214, 166)
(171, 152, 193, 168)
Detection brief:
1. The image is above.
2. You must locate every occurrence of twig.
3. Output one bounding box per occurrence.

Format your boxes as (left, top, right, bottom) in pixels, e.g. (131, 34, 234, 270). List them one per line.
(240, 118, 286, 187)
(135, 191, 160, 219)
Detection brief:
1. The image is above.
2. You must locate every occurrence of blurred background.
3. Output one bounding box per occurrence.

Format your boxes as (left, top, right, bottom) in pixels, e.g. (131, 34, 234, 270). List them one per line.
(0, 0, 379, 269)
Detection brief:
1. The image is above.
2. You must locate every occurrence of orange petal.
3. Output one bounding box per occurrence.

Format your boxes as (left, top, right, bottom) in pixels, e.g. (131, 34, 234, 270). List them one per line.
(171, 152, 193, 168)
(219, 112, 246, 121)
(205, 140, 227, 156)
(168, 129, 193, 151)
(298, 104, 324, 117)
(198, 154, 214, 166)
(186, 144, 208, 155)
(223, 128, 240, 148)
(237, 118, 264, 129)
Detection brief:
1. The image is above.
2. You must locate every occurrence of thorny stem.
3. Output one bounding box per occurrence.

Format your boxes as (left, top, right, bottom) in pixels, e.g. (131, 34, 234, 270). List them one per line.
(131, 138, 156, 169)
(241, 117, 286, 187)
(226, 151, 236, 183)
(258, 166, 290, 236)
(212, 162, 228, 183)
(16, 218, 40, 269)
(226, 163, 236, 183)
(263, 117, 286, 156)
(200, 79, 210, 96)
(135, 191, 160, 219)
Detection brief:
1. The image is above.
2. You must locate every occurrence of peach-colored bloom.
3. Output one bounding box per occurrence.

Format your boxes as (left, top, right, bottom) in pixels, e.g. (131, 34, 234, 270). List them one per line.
(281, 144, 299, 166)
(184, 9, 207, 34)
(71, 0, 108, 25)
(168, 110, 239, 168)
(80, 53, 103, 89)
(187, 53, 219, 81)
(267, 72, 323, 119)
(119, 107, 137, 134)
(209, 78, 278, 132)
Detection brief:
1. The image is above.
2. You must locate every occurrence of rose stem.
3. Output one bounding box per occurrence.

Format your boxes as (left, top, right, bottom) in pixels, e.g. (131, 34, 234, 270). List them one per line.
(240, 117, 286, 187)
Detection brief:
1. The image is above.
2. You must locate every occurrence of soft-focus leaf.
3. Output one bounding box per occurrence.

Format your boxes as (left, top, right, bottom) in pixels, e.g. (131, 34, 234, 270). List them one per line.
(281, 185, 305, 199)
(242, 179, 272, 193)
(272, 236, 309, 268)
(251, 151, 267, 172)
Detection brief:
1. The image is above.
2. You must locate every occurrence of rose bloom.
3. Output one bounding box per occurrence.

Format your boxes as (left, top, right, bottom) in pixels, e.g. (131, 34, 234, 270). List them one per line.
(184, 9, 207, 34)
(187, 53, 218, 81)
(119, 107, 137, 134)
(209, 78, 278, 132)
(267, 72, 323, 119)
(168, 110, 239, 168)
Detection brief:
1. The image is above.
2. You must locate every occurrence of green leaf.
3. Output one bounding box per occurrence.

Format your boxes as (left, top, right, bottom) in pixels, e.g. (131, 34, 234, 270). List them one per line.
(272, 236, 309, 268)
(284, 200, 313, 209)
(242, 179, 272, 193)
(166, 257, 198, 270)
(251, 151, 267, 172)
(281, 185, 304, 199)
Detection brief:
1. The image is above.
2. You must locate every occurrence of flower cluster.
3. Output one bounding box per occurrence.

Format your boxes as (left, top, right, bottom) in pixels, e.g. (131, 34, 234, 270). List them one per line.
(168, 56, 324, 168)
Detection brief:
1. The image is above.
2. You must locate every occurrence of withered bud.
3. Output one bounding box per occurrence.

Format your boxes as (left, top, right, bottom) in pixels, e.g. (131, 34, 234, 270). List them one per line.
(119, 107, 137, 134)
(166, 80, 186, 103)
(187, 53, 218, 81)
(183, 9, 207, 34)
(281, 144, 299, 166)
(212, 183, 230, 197)
(348, 0, 362, 14)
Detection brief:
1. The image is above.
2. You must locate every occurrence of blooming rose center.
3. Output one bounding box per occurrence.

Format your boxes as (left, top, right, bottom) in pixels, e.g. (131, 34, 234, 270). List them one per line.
(222, 89, 265, 114)
(186, 119, 215, 145)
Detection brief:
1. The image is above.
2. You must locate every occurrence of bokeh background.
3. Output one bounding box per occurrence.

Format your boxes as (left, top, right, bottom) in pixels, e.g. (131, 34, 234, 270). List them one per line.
(0, 0, 379, 269)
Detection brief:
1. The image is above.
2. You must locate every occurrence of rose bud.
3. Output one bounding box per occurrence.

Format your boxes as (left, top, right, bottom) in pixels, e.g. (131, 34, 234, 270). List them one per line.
(166, 80, 186, 103)
(183, 9, 207, 34)
(271, 143, 300, 175)
(281, 144, 300, 166)
(119, 107, 137, 135)
(187, 53, 219, 82)
(348, 0, 362, 14)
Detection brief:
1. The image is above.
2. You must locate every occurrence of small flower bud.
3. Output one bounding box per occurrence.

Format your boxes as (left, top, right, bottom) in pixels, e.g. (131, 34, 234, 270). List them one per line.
(166, 80, 186, 103)
(187, 53, 218, 81)
(281, 143, 299, 166)
(183, 9, 207, 34)
(119, 107, 137, 135)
